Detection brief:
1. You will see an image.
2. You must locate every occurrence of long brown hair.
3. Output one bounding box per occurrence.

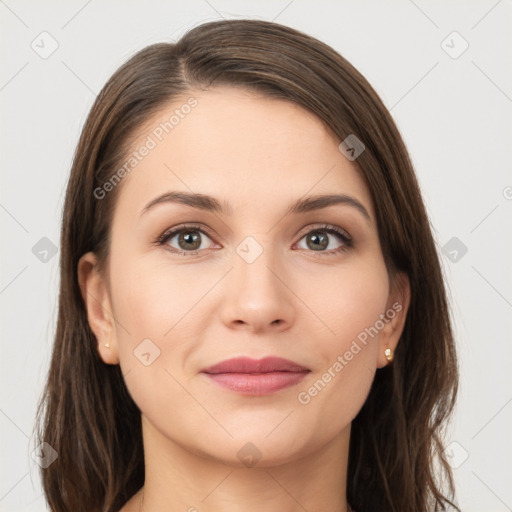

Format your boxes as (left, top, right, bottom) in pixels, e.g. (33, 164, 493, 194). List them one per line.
(34, 18, 460, 511)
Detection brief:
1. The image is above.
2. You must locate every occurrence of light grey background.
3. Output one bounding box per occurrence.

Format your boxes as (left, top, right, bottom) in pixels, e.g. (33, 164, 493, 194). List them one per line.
(1, 1, 511, 510)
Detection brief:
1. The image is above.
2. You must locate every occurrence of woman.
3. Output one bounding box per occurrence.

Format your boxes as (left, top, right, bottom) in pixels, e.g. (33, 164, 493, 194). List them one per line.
(35, 18, 460, 512)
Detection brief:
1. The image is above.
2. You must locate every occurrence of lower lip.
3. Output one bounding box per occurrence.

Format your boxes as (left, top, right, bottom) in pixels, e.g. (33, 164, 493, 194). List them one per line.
(203, 371, 309, 396)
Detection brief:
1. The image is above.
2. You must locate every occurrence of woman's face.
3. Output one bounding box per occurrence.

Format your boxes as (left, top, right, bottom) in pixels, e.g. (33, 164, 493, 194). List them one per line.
(81, 85, 408, 467)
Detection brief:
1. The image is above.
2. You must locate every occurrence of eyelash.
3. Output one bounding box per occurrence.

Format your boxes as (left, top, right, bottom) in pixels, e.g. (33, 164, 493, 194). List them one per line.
(154, 223, 353, 257)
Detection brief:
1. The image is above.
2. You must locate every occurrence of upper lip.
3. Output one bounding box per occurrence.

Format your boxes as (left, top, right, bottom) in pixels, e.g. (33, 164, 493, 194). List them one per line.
(201, 356, 310, 374)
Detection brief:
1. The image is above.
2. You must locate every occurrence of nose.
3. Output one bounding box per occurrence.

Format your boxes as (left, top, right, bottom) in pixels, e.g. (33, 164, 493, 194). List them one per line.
(219, 241, 296, 334)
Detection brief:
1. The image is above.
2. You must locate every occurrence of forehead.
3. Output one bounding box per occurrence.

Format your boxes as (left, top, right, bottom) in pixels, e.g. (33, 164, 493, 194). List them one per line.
(111, 85, 374, 222)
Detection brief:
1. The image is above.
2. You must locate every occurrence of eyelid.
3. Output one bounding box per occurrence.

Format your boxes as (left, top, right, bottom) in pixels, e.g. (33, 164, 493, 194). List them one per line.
(295, 223, 352, 242)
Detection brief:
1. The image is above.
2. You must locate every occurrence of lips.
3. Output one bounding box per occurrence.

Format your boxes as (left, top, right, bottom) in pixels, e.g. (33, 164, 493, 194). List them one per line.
(202, 356, 309, 374)
(201, 357, 310, 396)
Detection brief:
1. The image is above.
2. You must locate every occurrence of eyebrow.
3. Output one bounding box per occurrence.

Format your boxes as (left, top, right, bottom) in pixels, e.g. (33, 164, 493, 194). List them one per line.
(140, 191, 371, 222)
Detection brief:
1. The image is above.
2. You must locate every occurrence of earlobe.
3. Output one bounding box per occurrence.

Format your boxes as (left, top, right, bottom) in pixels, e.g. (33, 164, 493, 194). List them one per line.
(377, 272, 411, 369)
(77, 252, 119, 365)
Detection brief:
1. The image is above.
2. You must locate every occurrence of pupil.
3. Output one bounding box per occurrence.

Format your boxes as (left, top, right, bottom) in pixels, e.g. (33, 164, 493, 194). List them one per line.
(180, 231, 200, 250)
(309, 232, 327, 250)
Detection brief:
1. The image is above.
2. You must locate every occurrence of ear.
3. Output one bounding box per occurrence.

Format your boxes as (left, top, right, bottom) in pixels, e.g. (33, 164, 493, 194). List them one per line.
(77, 251, 119, 365)
(377, 271, 410, 369)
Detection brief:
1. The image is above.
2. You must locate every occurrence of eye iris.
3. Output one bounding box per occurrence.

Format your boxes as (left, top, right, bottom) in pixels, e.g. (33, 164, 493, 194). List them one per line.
(307, 232, 328, 251)
(178, 231, 201, 250)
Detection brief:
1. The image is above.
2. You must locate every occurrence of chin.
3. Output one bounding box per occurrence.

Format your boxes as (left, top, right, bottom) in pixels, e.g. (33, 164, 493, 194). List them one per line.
(192, 429, 317, 469)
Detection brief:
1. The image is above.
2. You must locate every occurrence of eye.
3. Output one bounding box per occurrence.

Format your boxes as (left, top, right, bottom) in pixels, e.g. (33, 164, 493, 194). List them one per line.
(156, 223, 353, 257)
(156, 224, 216, 255)
(295, 224, 353, 255)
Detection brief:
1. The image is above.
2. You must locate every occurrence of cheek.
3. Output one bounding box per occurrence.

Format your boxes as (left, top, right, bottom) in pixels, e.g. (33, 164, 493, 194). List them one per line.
(110, 255, 214, 340)
(293, 259, 388, 409)
(108, 256, 210, 422)
(293, 267, 386, 435)
(298, 258, 390, 349)
(109, 254, 219, 412)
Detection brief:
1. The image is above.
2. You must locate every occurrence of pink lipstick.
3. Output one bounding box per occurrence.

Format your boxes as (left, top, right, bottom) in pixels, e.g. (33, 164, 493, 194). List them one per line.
(201, 356, 310, 396)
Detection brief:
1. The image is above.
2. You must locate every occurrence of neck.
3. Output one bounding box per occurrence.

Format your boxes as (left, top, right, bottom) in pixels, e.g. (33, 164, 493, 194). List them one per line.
(136, 415, 352, 512)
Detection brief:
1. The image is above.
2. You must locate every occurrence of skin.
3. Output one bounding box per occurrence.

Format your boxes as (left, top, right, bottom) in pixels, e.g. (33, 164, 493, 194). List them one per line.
(78, 85, 410, 512)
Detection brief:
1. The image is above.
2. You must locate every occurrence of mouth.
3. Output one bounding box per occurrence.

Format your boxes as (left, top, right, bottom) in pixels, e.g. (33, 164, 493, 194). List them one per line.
(201, 356, 311, 396)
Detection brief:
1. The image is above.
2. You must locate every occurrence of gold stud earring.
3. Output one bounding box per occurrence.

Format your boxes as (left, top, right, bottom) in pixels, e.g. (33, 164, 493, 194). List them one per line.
(384, 348, 393, 364)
